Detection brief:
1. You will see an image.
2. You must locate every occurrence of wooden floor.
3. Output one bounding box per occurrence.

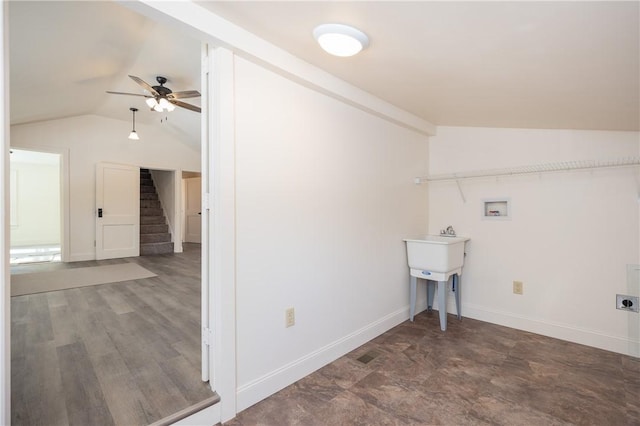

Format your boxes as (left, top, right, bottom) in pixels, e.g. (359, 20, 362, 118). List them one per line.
(10, 243, 213, 426)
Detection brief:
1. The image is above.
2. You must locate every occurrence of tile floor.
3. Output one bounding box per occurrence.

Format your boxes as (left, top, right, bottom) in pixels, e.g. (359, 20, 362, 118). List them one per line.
(223, 311, 640, 425)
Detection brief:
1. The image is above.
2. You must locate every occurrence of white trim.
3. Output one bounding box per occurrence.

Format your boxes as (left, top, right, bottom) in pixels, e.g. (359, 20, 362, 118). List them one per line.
(8, 145, 70, 262)
(236, 304, 422, 412)
(9, 169, 16, 227)
(68, 253, 96, 262)
(422, 284, 639, 358)
(1, 2, 9, 423)
(200, 42, 210, 384)
(424, 296, 639, 358)
(210, 46, 237, 423)
(172, 170, 183, 253)
(169, 401, 220, 426)
(461, 302, 640, 358)
(122, 0, 436, 137)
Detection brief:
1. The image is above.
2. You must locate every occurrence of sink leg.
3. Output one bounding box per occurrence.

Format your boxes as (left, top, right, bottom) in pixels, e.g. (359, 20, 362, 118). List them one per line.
(410, 276, 417, 321)
(453, 273, 462, 320)
(438, 280, 447, 331)
(427, 281, 435, 312)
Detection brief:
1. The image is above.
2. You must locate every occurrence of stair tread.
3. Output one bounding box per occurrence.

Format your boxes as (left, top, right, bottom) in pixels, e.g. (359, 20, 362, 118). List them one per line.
(139, 170, 171, 256)
(140, 233, 171, 241)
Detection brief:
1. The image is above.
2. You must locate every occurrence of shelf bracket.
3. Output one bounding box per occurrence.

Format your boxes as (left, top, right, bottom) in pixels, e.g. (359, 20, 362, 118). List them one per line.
(455, 179, 466, 203)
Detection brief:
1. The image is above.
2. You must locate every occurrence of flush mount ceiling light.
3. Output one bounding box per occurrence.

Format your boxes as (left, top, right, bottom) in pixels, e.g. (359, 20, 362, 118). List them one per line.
(313, 23, 369, 57)
(128, 107, 140, 140)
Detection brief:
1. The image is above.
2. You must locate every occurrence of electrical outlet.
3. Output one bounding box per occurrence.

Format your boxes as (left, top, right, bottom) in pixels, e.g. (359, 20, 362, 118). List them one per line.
(616, 295, 639, 312)
(513, 281, 523, 295)
(285, 307, 295, 327)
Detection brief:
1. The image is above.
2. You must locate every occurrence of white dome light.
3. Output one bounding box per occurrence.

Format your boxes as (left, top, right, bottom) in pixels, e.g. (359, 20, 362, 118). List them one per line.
(313, 24, 369, 57)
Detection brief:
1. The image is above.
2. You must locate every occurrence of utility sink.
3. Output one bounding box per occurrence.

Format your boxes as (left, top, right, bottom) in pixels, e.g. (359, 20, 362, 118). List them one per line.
(403, 235, 471, 331)
(403, 235, 469, 274)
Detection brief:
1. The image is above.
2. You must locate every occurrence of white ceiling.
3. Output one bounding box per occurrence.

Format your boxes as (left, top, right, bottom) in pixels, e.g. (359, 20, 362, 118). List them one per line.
(8, 1, 640, 142)
(9, 1, 202, 148)
(199, 0, 639, 131)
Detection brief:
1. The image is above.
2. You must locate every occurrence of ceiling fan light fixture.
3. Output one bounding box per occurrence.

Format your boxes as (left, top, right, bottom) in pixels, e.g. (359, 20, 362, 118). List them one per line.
(313, 23, 369, 57)
(146, 97, 158, 109)
(148, 97, 176, 112)
(128, 107, 140, 140)
(158, 97, 171, 110)
(107, 75, 201, 113)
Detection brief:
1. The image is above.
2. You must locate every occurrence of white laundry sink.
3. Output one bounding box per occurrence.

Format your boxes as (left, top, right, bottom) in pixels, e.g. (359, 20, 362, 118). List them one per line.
(403, 235, 470, 331)
(403, 235, 469, 274)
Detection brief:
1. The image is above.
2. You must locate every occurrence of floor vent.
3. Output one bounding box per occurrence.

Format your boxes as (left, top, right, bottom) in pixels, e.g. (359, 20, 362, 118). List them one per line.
(356, 351, 379, 364)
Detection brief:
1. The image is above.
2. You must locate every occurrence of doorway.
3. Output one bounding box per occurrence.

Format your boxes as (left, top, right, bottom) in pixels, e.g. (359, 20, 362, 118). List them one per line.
(182, 171, 202, 244)
(4, 1, 216, 424)
(9, 149, 63, 265)
(1, 2, 236, 424)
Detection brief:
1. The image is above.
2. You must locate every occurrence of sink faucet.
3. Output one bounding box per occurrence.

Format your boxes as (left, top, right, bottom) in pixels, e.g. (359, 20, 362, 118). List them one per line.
(440, 225, 456, 236)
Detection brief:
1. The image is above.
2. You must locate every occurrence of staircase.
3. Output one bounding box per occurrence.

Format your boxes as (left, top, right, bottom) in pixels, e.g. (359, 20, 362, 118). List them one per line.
(139, 169, 174, 255)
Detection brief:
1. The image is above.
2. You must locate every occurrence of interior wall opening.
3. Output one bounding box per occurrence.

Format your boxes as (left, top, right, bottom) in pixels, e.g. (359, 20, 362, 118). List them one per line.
(5, 1, 214, 424)
(9, 148, 61, 265)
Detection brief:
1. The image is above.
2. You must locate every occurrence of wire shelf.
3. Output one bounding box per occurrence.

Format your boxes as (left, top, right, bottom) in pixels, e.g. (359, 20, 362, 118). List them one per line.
(416, 156, 640, 183)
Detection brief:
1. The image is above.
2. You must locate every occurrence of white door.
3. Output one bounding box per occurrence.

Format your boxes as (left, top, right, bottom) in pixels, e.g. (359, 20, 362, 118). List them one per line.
(184, 177, 202, 243)
(96, 162, 140, 260)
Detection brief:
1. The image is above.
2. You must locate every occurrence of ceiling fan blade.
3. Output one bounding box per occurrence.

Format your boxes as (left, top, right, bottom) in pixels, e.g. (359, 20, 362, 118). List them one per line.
(170, 100, 201, 113)
(128, 75, 159, 96)
(168, 90, 201, 100)
(106, 91, 152, 98)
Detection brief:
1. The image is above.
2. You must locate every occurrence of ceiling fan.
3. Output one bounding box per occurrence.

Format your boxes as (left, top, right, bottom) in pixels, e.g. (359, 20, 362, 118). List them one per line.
(107, 75, 201, 113)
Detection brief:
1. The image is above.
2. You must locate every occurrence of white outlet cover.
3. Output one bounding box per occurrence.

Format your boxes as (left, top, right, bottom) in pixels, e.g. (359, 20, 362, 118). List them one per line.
(616, 294, 640, 312)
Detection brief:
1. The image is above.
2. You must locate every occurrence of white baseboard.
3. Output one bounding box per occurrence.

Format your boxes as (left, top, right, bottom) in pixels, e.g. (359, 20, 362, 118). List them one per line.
(236, 297, 638, 419)
(429, 295, 639, 357)
(236, 303, 424, 412)
(169, 403, 220, 426)
(69, 252, 95, 262)
(461, 302, 640, 358)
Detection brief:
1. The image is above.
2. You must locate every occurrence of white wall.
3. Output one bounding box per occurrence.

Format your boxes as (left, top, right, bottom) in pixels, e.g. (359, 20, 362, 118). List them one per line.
(233, 56, 429, 410)
(10, 161, 60, 247)
(11, 114, 200, 261)
(428, 126, 640, 356)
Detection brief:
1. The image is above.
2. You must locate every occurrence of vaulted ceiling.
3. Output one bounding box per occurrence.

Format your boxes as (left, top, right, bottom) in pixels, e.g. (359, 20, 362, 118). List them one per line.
(8, 1, 640, 147)
(9, 1, 202, 148)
